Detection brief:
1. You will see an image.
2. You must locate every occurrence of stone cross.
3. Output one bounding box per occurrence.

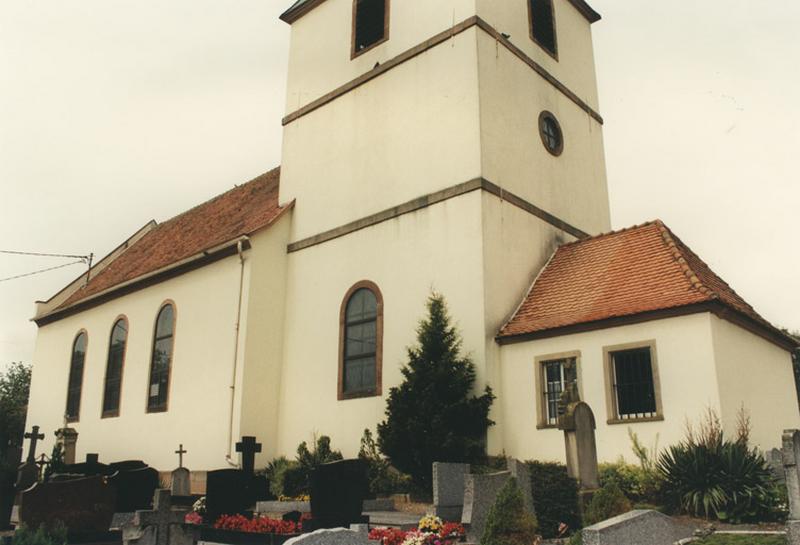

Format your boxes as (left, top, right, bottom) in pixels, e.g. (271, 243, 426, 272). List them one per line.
(23, 426, 45, 463)
(175, 445, 187, 469)
(235, 436, 262, 475)
(128, 489, 189, 545)
(782, 430, 800, 520)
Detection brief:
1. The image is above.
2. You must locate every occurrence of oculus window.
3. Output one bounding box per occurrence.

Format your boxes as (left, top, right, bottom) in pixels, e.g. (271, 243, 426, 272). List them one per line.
(147, 303, 175, 413)
(353, 0, 389, 57)
(102, 318, 128, 418)
(539, 111, 564, 156)
(339, 282, 383, 399)
(65, 331, 88, 422)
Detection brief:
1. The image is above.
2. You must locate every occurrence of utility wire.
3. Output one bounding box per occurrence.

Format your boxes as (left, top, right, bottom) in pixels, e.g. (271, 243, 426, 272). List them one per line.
(0, 260, 86, 283)
(0, 250, 90, 261)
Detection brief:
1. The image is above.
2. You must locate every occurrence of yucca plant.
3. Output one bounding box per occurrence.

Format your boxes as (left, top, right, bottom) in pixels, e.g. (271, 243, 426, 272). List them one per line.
(657, 409, 775, 523)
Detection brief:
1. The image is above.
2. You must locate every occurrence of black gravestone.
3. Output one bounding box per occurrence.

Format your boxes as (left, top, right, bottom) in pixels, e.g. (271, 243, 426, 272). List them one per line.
(205, 469, 269, 523)
(0, 468, 14, 530)
(307, 459, 369, 530)
(19, 475, 116, 531)
(108, 460, 148, 473)
(109, 465, 160, 513)
(58, 454, 112, 479)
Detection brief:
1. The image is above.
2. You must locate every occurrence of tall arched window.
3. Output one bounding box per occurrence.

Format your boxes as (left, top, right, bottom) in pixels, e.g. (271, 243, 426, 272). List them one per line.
(102, 317, 128, 418)
(65, 331, 88, 422)
(339, 282, 383, 400)
(147, 303, 175, 413)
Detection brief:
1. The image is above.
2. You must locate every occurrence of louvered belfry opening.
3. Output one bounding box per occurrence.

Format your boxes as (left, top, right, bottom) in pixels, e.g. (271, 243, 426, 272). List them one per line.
(530, 0, 557, 55)
(354, 0, 386, 54)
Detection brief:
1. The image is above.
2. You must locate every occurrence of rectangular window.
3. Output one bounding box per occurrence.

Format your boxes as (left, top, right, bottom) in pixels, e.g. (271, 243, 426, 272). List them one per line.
(529, 0, 558, 57)
(536, 355, 578, 427)
(610, 347, 658, 420)
(352, 0, 388, 58)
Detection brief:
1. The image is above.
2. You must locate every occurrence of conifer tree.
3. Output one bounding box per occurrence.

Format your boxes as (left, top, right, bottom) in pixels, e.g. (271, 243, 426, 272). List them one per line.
(377, 292, 495, 490)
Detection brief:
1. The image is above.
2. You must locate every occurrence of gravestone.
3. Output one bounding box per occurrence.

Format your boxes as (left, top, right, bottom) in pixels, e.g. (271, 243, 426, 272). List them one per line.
(782, 429, 800, 545)
(54, 428, 79, 465)
(0, 468, 14, 531)
(205, 469, 268, 522)
(507, 459, 535, 517)
(559, 400, 600, 492)
(236, 437, 262, 476)
(15, 426, 45, 498)
(123, 489, 193, 545)
(767, 448, 785, 483)
(581, 510, 693, 545)
(110, 465, 160, 513)
(307, 459, 369, 530)
(19, 474, 117, 531)
(432, 462, 468, 521)
(171, 445, 190, 498)
(283, 528, 371, 545)
(461, 471, 511, 542)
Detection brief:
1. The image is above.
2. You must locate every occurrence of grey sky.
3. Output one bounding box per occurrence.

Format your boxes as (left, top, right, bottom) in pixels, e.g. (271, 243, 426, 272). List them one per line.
(1, 1, 798, 369)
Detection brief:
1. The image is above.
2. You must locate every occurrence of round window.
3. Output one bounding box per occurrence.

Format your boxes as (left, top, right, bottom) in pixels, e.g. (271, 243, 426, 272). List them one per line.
(538, 111, 564, 156)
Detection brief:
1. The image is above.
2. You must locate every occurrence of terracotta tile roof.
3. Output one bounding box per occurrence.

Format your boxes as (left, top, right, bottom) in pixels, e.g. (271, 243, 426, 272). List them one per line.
(498, 220, 793, 347)
(57, 167, 288, 310)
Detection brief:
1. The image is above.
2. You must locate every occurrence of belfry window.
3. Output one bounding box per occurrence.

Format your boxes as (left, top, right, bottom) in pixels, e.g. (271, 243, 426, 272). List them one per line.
(529, 0, 558, 57)
(339, 282, 383, 399)
(65, 331, 88, 422)
(352, 0, 389, 58)
(102, 317, 128, 418)
(147, 303, 175, 413)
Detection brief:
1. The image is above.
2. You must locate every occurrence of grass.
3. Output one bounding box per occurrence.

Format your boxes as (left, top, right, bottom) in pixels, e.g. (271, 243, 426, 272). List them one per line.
(693, 535, 785, 545)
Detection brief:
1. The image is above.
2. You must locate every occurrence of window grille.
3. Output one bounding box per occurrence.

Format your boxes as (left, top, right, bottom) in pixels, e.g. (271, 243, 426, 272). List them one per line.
(612, 347, 657, 419)
(541, 358, 577, 425)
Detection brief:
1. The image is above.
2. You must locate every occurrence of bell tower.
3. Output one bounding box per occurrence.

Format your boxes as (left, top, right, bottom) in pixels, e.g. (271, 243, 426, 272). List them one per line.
(275, 0, 611, 456)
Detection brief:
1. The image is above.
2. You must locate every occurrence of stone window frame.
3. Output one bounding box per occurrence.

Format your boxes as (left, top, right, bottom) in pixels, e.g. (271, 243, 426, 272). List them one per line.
(338, 280, 384, 401)
(101, 315, 129, 419)
(351, 0, 391, 60)
(528, 0, 559, 60)
(534, 350, 582, 429)
(65, 329, 89, 424)
(146, 300, 177, 414)
(602, 340, 665, 425)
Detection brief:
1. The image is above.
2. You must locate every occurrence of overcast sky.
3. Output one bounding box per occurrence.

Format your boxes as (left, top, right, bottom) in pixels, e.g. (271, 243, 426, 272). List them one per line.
(1, 1, 798, 369)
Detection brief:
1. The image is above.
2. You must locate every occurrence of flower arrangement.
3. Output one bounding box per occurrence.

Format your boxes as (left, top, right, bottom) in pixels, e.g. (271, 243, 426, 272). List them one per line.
(278, 494, 311, 502)
(185, 512, 203, 525)
(213, 514, 301, 535)
(368, 519, 465, 545)
(192, 497, 207, 515)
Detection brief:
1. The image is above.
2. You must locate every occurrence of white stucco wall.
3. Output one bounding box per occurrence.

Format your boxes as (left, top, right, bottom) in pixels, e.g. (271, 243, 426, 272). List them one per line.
(710, 315, 799, 451)
(498, 313, 723, 463)
(275, 191, 488, 458)
(280, 26, 482, 241)
(476, 29, 610, 236)
(284, 0, 477, 112)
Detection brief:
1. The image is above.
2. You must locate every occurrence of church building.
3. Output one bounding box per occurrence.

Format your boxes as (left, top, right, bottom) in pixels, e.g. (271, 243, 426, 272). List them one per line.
(25, 0, 799, 474)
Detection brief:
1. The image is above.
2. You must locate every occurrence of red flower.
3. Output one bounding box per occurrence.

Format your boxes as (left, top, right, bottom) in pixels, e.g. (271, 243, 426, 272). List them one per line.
(213, 515, 299, 535)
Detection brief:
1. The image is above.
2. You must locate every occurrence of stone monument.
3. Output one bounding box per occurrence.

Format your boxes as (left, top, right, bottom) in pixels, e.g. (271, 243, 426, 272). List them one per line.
(123, 489, 193, 545)
(782, 429, 800, 545)
(236, 436, 262, 476)
(15, 426, 45, 499)
(171, 445, 190, 497)
(54, 428, 79, 465)
(558, 384, 599, 493)
(461, 471, 511, 542)
(432, 462, 468, 521)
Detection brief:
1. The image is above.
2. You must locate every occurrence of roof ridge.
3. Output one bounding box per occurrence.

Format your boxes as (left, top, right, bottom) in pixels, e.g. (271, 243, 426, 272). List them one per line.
(558, 219, 661, 249)
(653, 220, 718, 300)
(154, 166, 281, 231)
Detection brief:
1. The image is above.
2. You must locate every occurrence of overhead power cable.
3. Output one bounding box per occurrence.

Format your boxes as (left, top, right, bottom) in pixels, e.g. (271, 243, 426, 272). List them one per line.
(0, 260, 86, 283)
(0, 250, 90, 260)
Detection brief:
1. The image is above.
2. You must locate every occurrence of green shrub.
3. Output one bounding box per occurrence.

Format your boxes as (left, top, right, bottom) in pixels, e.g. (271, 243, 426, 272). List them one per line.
(583, 481, 633, 526)
(528, 461, 580, 539)
(262, 457, 294, 498)
(377, 293, 495, 491)
(598, 460, 644, 501)
(12, 524, 67, 545)
(567, 532, 583, 545)
(358, 429, 412, 496)
(657, 411, 776, 523)
(480, 478, 537, 545)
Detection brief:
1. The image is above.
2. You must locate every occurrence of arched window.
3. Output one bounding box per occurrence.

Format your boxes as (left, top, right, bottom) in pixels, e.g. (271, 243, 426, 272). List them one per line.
(65, 331, 88, 422)
(339, 282, 383, 400)
(147, 303, 175, 413)
(102, 317, 128, 418)
(529, 0, 558, 57)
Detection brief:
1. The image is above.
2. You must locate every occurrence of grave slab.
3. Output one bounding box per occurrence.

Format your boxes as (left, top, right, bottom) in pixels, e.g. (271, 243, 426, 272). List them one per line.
(581, 510, 693, 545)
(19, 475, 116, 531)
(284, 528, 370, 545)
(432, 463, 468, 521)
(461, 471, 510, 542)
